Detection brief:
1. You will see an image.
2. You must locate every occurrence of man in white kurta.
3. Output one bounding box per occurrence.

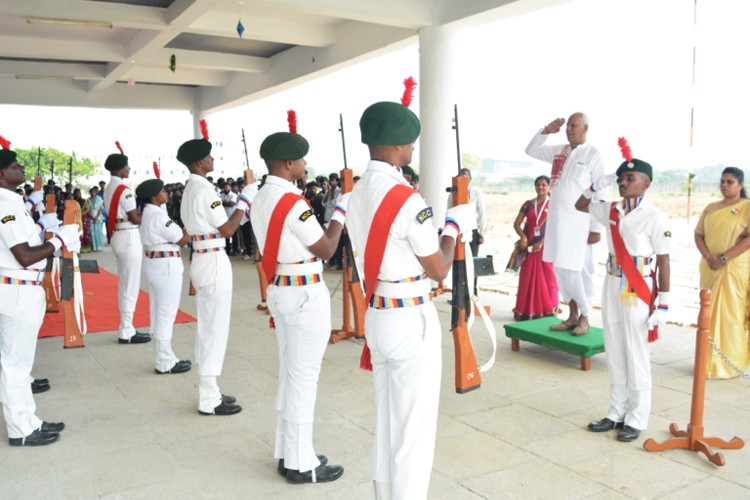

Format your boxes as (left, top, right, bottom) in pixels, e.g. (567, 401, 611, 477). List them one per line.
(525, 112, 606, 335)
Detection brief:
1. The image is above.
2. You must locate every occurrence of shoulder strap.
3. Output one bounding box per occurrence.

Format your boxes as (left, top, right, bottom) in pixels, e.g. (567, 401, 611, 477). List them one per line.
(106, 184, 128, 235)
(262, 192, 307, 281)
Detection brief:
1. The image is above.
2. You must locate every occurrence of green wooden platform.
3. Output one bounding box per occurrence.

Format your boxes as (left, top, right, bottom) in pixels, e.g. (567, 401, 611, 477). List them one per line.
(503, 317, 605, 370)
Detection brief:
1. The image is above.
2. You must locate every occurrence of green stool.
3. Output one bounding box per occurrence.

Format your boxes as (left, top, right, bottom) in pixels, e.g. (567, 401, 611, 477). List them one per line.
(503, 317, 605, 370)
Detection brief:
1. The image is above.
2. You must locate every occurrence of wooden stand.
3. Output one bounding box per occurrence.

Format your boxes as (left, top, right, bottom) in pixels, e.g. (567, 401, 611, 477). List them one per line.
(643, 289, 744, 466)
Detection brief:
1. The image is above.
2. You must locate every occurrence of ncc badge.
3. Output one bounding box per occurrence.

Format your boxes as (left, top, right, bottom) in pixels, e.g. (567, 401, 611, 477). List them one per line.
(664, 230, 672, 238)
(299, 209, 313, 222)
(416, 207, 433, 224)
(125, 194, 133, 200)
(211, 200, 221, 209)
(1, 215, 15, 224)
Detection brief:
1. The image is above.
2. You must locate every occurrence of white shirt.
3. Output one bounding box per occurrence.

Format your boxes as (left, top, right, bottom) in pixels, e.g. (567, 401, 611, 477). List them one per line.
(181, 174, 228, 249)
(139, 203, 183, 252)
(103, 175, 138, 229)
(590, 198, 671, 258)
(221, 190, 237, 219)
(0, 188, 45, 271)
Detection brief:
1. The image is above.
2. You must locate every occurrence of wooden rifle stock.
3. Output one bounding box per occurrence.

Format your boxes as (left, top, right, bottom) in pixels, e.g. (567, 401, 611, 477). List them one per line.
(242, 169, 268, 312)
(44, 193, 60, 312)
(61, 200, 84, 348)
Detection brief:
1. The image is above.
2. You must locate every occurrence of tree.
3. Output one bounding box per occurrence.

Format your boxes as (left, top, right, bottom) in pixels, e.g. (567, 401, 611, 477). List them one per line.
(461, 152, 482, 172)
(14, 147, 100, 186)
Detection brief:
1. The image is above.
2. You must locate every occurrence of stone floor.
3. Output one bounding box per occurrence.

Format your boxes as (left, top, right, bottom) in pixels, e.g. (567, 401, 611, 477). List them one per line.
(2, 243, 748, 499)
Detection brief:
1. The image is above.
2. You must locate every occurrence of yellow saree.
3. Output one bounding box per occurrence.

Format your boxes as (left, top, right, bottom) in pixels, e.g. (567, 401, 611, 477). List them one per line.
(696, 199, 750, 379)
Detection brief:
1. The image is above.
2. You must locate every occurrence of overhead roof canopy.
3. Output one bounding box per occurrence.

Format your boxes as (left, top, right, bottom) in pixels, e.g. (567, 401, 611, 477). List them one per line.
(0, 0, 568, 113)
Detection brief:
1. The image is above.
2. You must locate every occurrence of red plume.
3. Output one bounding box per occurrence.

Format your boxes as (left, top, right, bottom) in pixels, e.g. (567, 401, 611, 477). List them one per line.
(617, 137, 633, 162)
(287, 110, 297, 133)
(153, 161, 161, 179)
(401, 76, 417, 108)
(115, 141, 124, 154)
(200, 119, 209, 140)
(0, 135, 10, 150)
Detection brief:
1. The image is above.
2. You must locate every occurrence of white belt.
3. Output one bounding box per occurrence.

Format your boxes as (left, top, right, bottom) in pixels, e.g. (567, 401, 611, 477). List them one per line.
(374, 279, 431, 298)
(0, 268, 45, 281)
(146, 244, 180, 252)
(115, 223, 138, 230)
(193, 240, 226, 250)
(276, 261, 323, 275)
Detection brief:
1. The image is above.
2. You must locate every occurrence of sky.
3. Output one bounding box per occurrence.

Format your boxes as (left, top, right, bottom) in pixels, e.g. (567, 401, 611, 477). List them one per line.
(1, 0, 749, 184)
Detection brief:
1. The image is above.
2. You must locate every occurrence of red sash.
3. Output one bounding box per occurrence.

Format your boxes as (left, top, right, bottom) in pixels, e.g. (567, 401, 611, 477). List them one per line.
(106, 184, 128, 235)
(608, 202, 659, 342)
(262, 192, 307, 281)
(551, 145, 569, 187)
(359, 184, 416, 370)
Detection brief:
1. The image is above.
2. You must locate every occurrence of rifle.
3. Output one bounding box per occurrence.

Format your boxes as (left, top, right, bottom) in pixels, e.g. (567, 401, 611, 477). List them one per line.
(44, 171, 60, 312)
(450, 104, 481, 394)
(34, 147, 41, 190)
(61, 199, 85, 348)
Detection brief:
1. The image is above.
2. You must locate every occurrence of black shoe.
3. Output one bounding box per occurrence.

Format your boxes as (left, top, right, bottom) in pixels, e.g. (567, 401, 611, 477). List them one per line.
(617, 425, 641, 442)
(278, 455, 328, 477)
(286, 464, 344, 484)
(118, 332, 152, 344)
(31, 380, 50, 394)
(9, 429, 59, 446)
(587, 417, 624, 432)
(40, 421, 65, 433)
(221, 394, 236, 405)
(199, 402, 242, 416)
(155, 360, 192, 374)
(34, 378, 49, 385)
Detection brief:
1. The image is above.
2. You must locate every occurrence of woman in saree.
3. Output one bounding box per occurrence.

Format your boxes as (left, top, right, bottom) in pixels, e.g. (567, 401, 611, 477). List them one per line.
(76, 188, 92, 253)
(695, 167, 750, 379)
(87, 186, 105, 252)
(512, 175, 558, 321)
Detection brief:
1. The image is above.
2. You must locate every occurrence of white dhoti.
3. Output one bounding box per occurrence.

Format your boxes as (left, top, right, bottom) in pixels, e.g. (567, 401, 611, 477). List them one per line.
(143, 256, 183, 372)
(553, 243, 595, 316)
(111, 229, 143, 340)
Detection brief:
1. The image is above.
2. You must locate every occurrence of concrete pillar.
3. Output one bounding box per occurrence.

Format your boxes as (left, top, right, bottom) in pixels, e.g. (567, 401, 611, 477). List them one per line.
(418, 25, 461, 225)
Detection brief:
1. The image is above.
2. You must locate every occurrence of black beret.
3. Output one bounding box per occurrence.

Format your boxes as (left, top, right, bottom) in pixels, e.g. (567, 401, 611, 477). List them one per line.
(135, 179, 164, 201)
(360, 101, 421, 146)
(616, 158, 653, 181)
(104, 154, 128, 172)
(0, 149, 17, 170)
(259, 132, 309, 161)
(177, 139, 212, 165)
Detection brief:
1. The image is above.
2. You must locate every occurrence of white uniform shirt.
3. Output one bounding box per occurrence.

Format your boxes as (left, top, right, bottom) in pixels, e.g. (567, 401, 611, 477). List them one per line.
(103, 176, 138, 229)
(181, 174, 229, 249)
(347, 161, 439, 298)
(590, 198, 671, 259)
(526, 130, 606, 270)
(250, 175, 323, 268)
(221, 190, 237, 219)
(139, 203, 183, 252)
(0, 188, 45, 271)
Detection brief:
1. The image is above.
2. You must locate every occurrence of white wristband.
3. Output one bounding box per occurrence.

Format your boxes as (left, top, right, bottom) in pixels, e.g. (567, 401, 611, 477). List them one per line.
(49, 235, 63, 251)
(658, 291, 669, 307)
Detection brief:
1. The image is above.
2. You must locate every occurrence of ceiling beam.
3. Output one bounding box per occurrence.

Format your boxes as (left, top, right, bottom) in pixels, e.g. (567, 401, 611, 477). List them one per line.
(0, 0, 166, 30)
(0, 34, 125, 62)
(146, 49, 269, 73)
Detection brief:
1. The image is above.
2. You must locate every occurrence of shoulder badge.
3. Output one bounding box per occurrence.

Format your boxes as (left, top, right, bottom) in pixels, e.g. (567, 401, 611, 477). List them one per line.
(1, 215, 15, 224)
(166, 220, 173, 227)
(664, 230, 672, 238)
(125, 193, 133, 200)
(211, 200, 221, 209)
(416, 207, 433, 224)
(299, 209, 314, 222)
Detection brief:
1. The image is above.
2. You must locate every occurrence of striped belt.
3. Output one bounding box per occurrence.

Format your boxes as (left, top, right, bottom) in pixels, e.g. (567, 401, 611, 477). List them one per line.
(369, 294, 432, 310)
(606, 255, 652, 278)
(194, 247, 225, 254)
(191, 233, 222, 241)
(116, 217, 129, 223)
(1, 276, 42, 286)
(272, 274, 322, 286)
(145, 250, 181, 259)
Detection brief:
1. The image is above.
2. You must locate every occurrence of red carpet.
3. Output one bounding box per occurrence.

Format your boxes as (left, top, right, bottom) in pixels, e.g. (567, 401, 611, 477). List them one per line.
(38, 268, 196, 338)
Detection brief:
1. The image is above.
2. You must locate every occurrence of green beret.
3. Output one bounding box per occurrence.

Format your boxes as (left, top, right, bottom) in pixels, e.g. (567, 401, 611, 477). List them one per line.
(0, 149, 17, 170)
(177, 139, 212, 165)
(104, 153, 128, 172)
(135, 179, 164, 201)
(259, 132, 309, 160)
(616, 158, 653, 181)
(360, 101, 421, 145)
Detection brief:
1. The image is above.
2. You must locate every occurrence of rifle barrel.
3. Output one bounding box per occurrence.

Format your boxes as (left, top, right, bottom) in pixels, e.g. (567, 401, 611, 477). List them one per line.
(339, 113, 348, 170)
(453, 104, 462, 175)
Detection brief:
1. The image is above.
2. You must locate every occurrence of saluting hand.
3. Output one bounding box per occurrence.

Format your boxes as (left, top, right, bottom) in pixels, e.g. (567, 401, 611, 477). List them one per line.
(543, 118, 565, 134)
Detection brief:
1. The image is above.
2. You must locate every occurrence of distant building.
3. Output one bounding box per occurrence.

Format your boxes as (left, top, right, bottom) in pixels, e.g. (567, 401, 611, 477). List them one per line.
(481, 158, 534, 179)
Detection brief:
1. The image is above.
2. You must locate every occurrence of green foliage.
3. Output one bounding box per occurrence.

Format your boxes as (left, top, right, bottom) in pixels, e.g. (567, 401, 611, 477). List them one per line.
(461, 152, 482, 172)
(14, 147, 100, 186)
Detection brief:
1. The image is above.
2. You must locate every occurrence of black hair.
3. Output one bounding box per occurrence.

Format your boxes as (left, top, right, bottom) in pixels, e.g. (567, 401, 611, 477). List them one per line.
(534, 175, 551, 185)
(722, 167, 748, 199)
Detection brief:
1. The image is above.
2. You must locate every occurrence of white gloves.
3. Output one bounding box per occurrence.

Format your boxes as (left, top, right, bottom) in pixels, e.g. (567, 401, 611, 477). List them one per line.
(237, 182, 260, 210)
(329, 192, 350, 226)
(36, 213, 61, 233)
(442, 204, 477, 241)
(50, 224, 81, 254)
(25, 190, 45, 213)
(647, 291, 669, 329)
(584, 173, 618, 198)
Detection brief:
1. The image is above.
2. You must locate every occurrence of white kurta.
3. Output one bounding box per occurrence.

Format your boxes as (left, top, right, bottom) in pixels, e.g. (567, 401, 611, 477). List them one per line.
(347, 161, 442, 500)
(590, 198, 670, 430)
(0, 188, 47, 439)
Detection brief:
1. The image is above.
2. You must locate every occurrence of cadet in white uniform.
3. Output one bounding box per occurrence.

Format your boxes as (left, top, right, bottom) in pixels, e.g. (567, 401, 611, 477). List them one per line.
(525, 113, 606, 335)
(576, 158, 670, 442)
(0, 148, 79, 446)
(250, 132, 346, 485)
(177, 138, 256, 416)
(346, 102, 474, 500)
(136, 179, 191, 375)
(103, 153, 151, 344)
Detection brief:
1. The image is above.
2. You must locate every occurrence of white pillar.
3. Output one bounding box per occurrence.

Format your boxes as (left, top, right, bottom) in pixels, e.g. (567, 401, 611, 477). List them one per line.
(418, 25, 461, 225)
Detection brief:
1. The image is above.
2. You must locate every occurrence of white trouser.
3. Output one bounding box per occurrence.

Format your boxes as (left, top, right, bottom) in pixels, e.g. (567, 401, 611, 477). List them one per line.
(366, 302, 441, 500)
(191, 251, 232, 412)
(111, 229, 143, 340)
(143, 257, 183, 372)
(0, 285, 45, 439)
(602, 274, 652, 430)
(269, 281, 330, 473)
